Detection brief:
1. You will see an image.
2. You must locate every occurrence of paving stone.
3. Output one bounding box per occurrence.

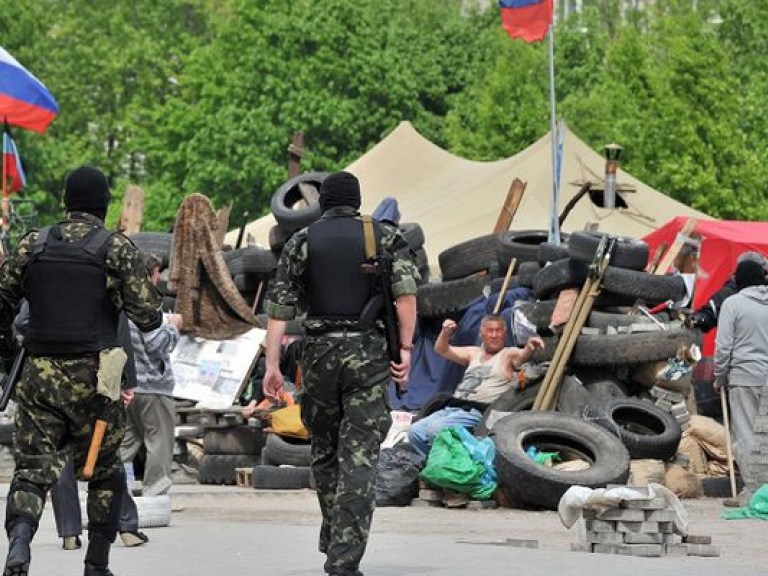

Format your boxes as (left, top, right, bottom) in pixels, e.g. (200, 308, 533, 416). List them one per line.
(687, 544, 721, 557)
(663, 533, 679, 544)
(683, 534, 712, 545)
(645, 509, 676, 521)
(504, 538, 539, 549)
(570, 543, 588, 553)
(585, 519, 617, 532)
(410, 498, 441, 508)
(655, 399, 674, 411)
(657, 521, 676, 533)
(665, 544, 689, 556)
(418, 489, 442, 502)
(623, 532, 663, 544)
(597, 508, 645, 521)
(586, 531, 625, 545)
(466, 499, 498, 510)
(625, 497, 666, 510)
(617, 521, 660, 533)
(592, 544, 663, 557)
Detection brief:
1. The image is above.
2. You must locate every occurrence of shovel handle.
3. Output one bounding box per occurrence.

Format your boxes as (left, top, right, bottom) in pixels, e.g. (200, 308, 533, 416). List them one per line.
(82, 419, 108, 480)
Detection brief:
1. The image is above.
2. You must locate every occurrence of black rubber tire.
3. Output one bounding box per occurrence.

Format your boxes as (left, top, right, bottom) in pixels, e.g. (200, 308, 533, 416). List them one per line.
(251, 465, 312, 490)
(492, 412, 630, 510)
(600, 267, 687, 306)
(572, 368, 632, 402)
(532, 259, 588, 299)
(537, 241, 570, 266)
(223, 247, 277, 277)
(156, 269, 175, 296)
(587, 397, 682, 461)
(701, 475, 744, 498)
(270, 172, 328, 234)
(198, 454, 261, 485)
(568, 231, 649, 271)
(203, 426, 265, 456)
(161, 296, 176, 313)
(438, 234, 501, 281)
(417, 275, 488, 318)
(261, 433, 312, 467)
(128, 232, 173, 269)
(497, 230, 550, 270)
(413, 247, 430, 285)
(400, 223, 425, 249)
(0, 422, 13, 446)
(516, 261, 541, 289)
(416, 392, 454, 421)
(570, 327, 700, 366)
(475, 382, 543, 437)
(515, 301, 668, 333)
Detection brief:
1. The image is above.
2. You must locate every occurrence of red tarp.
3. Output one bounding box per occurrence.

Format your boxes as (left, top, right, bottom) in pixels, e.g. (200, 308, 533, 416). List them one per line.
(643, 217, 768, 355)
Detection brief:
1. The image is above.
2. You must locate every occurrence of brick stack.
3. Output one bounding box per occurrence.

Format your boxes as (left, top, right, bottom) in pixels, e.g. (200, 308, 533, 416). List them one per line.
(650, 385, 690, 431)
(576, 490, 719, 558)
(744, 386, 768, 491)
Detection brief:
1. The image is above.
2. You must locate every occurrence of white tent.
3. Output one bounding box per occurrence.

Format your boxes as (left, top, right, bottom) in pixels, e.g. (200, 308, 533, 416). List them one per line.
(227, 122, 708, 266)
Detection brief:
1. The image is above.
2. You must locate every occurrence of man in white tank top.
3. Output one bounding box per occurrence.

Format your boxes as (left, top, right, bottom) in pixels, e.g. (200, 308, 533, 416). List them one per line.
(408, 314, 544, 459)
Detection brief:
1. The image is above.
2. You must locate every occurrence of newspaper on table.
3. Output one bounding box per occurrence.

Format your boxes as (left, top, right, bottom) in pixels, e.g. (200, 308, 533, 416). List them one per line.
(171, 327, 266, 409)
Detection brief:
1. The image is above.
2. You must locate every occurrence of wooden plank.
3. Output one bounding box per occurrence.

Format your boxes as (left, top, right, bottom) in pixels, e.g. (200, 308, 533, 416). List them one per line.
(235, 467, 253, 488)
(654, 218, 697, 275)
(215, 203, 232, 248)
(117, 185, 144, 235)
(493, 178, 526, 234)
(550, 288, 578, 329)
(646, 242, 669, 274)
(298, 181, 320, 205)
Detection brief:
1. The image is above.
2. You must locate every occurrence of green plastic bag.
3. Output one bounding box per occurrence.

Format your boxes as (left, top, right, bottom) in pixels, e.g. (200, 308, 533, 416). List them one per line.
(723, 483, 768, 520)
(419, 426, 497, 500)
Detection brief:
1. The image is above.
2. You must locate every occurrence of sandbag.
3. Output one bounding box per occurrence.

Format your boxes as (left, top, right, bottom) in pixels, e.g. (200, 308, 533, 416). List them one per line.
(665, 463, 703, 498)
(686, 415, 727, 461)
(677, 435, 708, 475)
(629, 459, 666, 486)
(375, 443, 423, 506)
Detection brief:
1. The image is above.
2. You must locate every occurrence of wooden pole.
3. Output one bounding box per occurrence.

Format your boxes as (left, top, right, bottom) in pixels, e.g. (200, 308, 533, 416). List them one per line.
(493, 258, 517, 315)
(287, 132, 304, 179)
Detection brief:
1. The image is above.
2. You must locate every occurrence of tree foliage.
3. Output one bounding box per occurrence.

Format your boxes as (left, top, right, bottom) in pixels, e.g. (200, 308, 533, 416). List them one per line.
(1, 0, 766, 233)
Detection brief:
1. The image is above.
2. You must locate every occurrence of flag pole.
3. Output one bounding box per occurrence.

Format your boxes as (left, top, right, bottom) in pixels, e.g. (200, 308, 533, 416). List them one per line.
(547, 22, 560, 245)
(2, 124, 8, 235)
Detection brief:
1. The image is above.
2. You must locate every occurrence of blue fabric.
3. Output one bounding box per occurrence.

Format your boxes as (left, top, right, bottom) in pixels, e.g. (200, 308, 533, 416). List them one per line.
(499, 0, 543, 7)
(408, 407, 483, 459)
(372, 197, 401, 226)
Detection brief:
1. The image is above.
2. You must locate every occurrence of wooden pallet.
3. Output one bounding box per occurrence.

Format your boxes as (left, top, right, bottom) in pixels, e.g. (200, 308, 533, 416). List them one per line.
(235, 467, 253, 488)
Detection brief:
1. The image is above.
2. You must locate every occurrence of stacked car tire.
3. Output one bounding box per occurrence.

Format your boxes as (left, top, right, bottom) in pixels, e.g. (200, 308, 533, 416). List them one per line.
(251, 433, 313, 490)
(198, 425, 265, 485)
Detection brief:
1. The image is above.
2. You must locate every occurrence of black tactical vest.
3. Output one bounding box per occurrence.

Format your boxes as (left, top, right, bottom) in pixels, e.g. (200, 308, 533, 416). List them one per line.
(306, 217, 379, 319)
(24, 224, 120, 355)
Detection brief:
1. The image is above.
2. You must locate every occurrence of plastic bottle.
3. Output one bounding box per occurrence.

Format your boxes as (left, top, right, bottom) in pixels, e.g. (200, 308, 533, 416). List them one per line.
(526, 446, 538, 460)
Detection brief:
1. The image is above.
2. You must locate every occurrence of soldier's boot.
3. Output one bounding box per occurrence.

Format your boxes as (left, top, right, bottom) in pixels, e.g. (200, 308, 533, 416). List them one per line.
(4, 521, 33, 576)
(83, 533, 115, 576)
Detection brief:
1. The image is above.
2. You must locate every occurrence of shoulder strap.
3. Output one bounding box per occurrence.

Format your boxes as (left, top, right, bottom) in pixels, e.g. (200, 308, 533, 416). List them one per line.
(362, 215, 377, 260)
(82, 227, 114, 257)
(30, 226, 52, 257)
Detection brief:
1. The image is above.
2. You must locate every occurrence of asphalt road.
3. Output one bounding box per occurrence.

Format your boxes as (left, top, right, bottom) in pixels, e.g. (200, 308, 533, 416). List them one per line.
(2, 484, 768, 576)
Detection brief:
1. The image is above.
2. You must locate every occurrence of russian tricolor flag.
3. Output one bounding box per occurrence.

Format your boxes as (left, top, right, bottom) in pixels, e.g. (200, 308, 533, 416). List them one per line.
(3, 128, 26, 192)
(499, 0, 553, 43)
(0, 46, 59, 133)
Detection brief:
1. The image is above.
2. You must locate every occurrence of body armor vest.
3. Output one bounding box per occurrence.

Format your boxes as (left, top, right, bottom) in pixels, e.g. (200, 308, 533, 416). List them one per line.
(24, 224, 119, 355)
(306, 217, 379, 319)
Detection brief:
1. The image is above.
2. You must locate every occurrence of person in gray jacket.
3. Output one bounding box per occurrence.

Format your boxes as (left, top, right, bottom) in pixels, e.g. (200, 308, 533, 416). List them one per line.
(715, 259, 768, 502)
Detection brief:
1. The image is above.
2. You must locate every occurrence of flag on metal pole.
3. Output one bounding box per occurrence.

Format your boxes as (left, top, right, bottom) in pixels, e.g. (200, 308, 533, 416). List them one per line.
(0, 46, 59, 133)
(2, 124, 26, 192)
(498, 0, 554, 43)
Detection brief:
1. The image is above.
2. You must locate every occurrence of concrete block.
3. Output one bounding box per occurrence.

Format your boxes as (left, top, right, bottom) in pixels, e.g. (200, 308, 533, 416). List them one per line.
(410, 498, 441, 508)
(665, 544, 689, 556)
(586, 531, 625, 545)
(570, 543, 588, 553)
(675, 413, 691, 424)
(503, 538, 539, 549)
(687, 544, 721, 557)
(466, 499, 498, 510)
(625, 497, 666, 510)
(683, 534, 712, 545)
(623, 532, 663, 544)
(585, 519, 617, 532)
(616, 521, 660, 533)
(418, 489, 442, 502)
(663, 533, 679, 544)
(597, 508, 645, 521)
(593, 544, 664, 557)
(657, 521, 676, 533)
(655, 399, 674, 412)
(645, 509, 676, 522)
(650, 386, 668, 399)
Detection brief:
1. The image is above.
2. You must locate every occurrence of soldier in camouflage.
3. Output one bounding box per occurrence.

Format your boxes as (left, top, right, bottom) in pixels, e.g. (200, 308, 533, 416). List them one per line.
(0, 166, 163, 576)
(263, 171, 417, 576)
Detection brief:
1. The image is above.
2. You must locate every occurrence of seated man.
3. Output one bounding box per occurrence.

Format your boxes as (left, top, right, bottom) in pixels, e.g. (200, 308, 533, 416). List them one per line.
(408, 314, 544, 459)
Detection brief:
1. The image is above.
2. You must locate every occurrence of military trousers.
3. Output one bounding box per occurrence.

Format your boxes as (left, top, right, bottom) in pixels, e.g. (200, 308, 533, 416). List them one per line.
(299, 331, 392, 574)
(7, 355, 126, 541)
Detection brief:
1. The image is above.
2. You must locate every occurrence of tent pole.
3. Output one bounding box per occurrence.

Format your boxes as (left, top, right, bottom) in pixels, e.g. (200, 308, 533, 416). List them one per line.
(547, 23, 560, 245)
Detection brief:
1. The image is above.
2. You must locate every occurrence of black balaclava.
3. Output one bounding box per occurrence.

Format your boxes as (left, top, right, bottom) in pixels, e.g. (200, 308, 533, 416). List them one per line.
(318, 171, 361, 213)
(63, 166, 111, 221)
(735, 260, 767, 291)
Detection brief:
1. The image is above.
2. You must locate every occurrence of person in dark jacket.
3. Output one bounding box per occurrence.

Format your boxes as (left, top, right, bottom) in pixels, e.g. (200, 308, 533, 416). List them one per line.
(263, 171, 418, 576)
(0, 166, 162, 576)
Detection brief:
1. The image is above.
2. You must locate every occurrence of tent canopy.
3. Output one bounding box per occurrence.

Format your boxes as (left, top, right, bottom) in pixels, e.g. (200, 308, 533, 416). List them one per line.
(643, 217, 768, 355)
(228, 122, 707, 267)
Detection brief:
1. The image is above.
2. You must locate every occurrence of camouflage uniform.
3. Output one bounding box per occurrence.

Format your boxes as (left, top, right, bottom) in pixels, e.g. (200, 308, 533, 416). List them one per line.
(0, 212, 161, 544)
(265, 206, 418, 575)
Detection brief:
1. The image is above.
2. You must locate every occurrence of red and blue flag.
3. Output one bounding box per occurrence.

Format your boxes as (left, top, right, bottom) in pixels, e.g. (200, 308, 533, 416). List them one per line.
(499, 0, 553, 43)
(0, 46, 59, 133)
(3, 127, 26, 192)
